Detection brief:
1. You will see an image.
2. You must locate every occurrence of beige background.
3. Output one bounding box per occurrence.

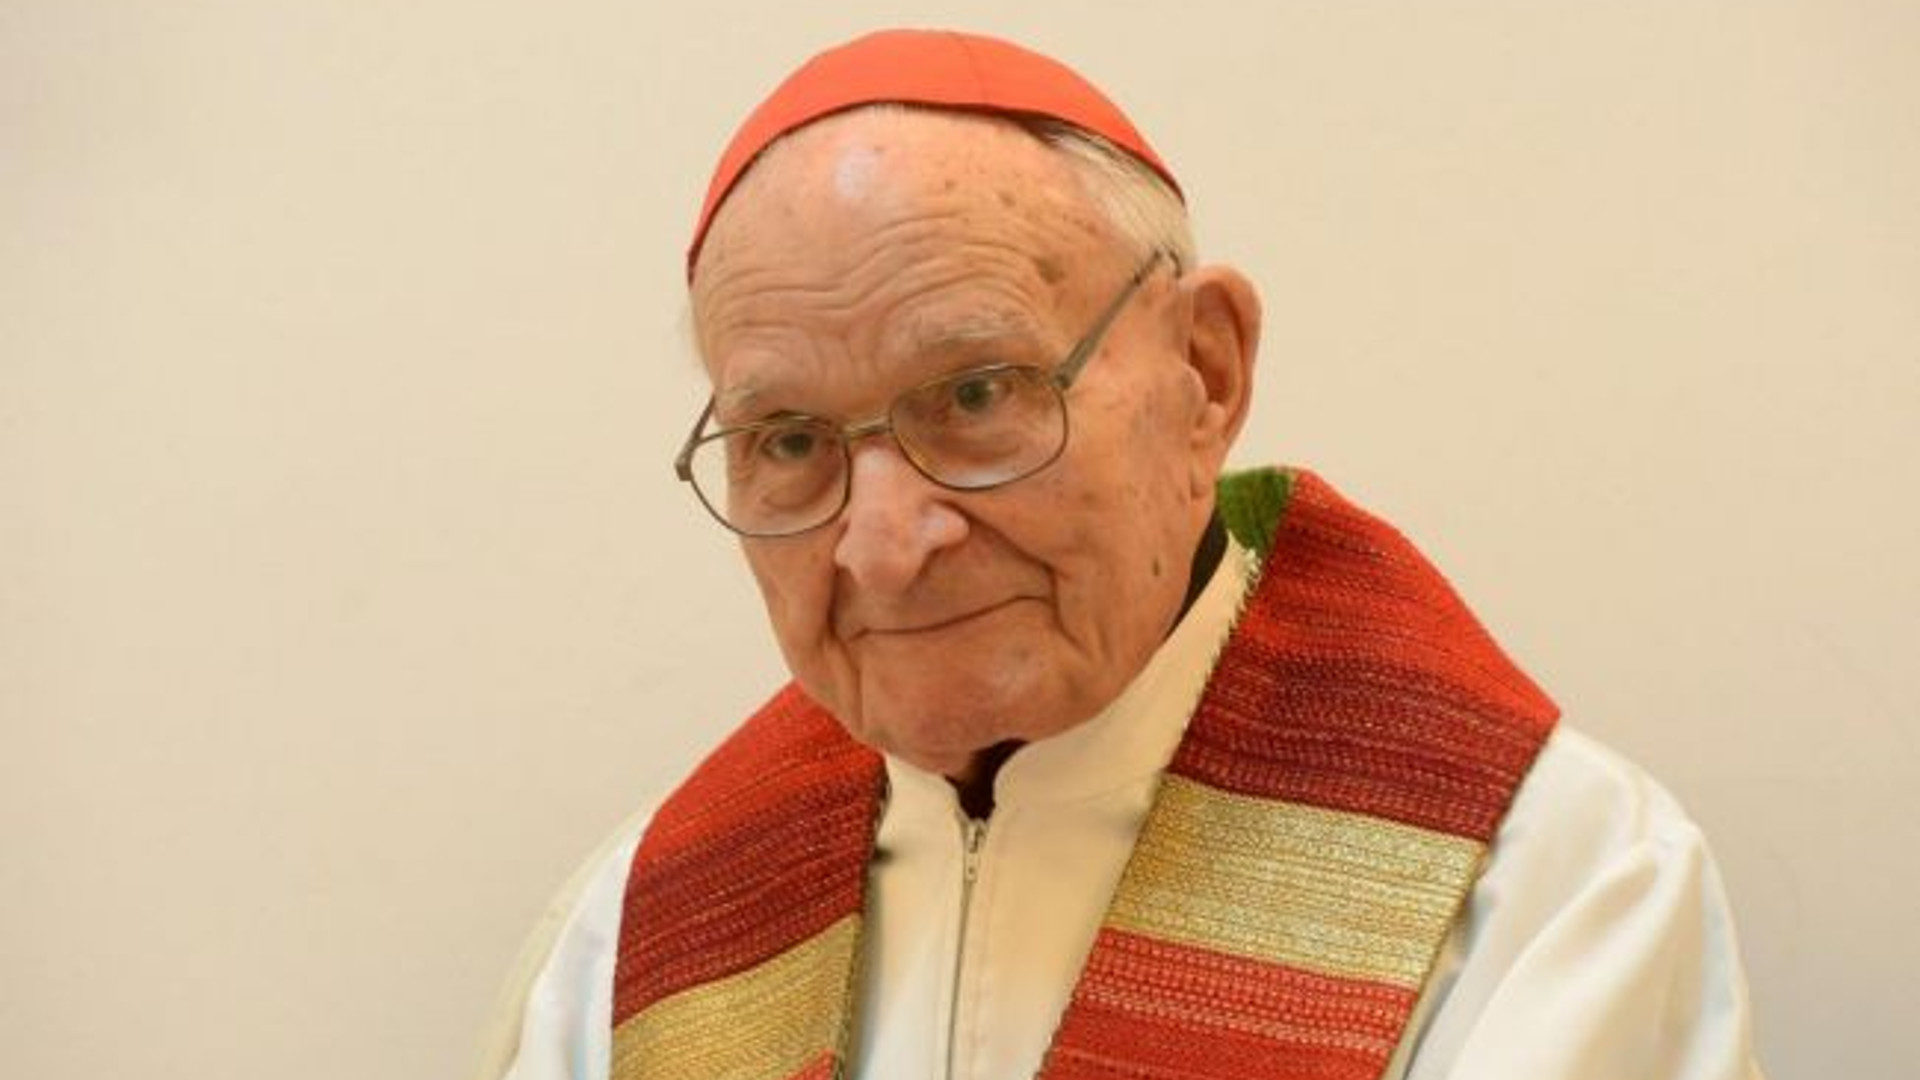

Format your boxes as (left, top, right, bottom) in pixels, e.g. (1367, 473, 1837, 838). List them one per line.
(5, 1, 1916, 1077)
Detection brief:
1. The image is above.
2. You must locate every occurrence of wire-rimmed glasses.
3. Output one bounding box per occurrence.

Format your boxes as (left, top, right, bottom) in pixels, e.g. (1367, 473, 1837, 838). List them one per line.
(673, 250, 1167, 538)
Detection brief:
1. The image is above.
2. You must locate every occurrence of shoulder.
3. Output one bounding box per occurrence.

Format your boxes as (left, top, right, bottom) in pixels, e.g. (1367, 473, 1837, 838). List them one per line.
(1457, 724, 1729, 976)
(1503, 726, 1709, 864)
(1394, 726, 1763, 1079)
(474, 802, 656, 1080)
(476, 685, 860, 1080)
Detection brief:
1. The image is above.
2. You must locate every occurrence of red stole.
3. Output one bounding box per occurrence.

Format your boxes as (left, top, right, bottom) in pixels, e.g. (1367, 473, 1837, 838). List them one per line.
(609, 468, 1558, 1080)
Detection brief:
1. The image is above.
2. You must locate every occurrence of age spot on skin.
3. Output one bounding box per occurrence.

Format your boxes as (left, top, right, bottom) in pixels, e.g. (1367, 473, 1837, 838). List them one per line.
(1034, 256, 1066, 285)
(1067, 211, 1106, 239)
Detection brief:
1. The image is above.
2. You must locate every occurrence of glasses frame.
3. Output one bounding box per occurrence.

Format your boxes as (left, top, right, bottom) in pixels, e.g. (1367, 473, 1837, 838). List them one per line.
(673, 249, 1169, 538)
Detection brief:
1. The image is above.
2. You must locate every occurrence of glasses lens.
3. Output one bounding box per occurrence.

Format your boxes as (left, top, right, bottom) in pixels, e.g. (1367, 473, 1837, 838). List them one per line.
(687, 417, 845, 535)
(893, 366, 1065, 488)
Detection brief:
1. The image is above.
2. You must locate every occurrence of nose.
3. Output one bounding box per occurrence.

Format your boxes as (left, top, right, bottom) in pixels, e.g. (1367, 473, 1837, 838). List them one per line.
(833, 441, 969, 595)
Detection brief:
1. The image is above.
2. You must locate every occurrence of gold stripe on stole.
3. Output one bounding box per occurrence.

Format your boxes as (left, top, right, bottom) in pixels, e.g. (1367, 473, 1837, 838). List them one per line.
(1108, 776, 1486, 988)
(611, 915, 860, 1080)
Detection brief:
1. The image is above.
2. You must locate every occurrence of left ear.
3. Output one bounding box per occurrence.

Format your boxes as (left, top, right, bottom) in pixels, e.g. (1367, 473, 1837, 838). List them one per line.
(1174, 264, 1261, 496)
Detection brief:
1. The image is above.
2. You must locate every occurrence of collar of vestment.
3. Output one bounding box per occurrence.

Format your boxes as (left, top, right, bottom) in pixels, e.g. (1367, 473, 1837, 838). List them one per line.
(608, 467, 1560, 1080)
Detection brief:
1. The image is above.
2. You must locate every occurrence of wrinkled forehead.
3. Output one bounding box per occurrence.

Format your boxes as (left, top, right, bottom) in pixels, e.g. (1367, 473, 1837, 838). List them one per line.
(694, 108, 1114, 284)
(689, 110, 1130, 378)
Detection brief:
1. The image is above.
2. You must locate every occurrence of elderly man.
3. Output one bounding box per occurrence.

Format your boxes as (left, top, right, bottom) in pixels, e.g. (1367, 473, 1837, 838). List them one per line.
(481, 29, 1762, 1080)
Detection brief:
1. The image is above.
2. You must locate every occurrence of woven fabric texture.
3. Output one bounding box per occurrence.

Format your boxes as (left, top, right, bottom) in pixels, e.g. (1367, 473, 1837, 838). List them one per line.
(609, 467, 1557, 1080)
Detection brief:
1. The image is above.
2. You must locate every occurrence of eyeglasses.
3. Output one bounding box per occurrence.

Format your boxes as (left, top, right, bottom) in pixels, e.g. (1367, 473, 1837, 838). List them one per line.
(674, 250, 1167, 538)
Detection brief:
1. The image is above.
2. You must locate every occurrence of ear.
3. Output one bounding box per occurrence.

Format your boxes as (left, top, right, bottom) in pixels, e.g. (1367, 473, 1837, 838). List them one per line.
(1176, 265, 1261, 496)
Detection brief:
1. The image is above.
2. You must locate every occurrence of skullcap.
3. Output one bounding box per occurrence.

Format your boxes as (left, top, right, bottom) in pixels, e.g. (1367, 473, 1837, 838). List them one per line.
(687, 28, 1180, 280)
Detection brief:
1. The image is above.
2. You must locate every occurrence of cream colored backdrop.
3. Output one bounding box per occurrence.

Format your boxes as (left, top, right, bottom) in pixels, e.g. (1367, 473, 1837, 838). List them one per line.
(6, 1, 1915, 1077)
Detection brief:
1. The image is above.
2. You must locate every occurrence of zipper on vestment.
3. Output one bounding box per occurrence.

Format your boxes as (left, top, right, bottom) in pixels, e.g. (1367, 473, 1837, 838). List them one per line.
(945, 815, 988, 1080)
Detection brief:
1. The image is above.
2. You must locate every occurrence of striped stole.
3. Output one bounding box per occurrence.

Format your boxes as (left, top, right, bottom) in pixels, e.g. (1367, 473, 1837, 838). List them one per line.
(610, 467, 1559, 1080)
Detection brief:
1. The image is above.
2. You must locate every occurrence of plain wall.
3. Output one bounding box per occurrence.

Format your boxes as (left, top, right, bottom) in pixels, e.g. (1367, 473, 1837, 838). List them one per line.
(6, 1, 1916, 1077)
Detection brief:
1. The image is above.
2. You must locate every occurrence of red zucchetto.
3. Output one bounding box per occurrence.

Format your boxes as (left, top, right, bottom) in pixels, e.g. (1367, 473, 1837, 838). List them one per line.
(686, 28, 1181, 280)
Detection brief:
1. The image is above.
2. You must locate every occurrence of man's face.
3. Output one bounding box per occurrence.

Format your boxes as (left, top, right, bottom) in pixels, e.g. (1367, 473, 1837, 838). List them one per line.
(691, 110, 1225, 779)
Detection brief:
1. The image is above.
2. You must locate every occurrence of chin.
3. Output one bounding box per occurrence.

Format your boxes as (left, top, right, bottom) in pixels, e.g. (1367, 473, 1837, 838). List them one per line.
(805, 640, 1096, 765)
(871, 703, 1018, 767)
(874, 683, 1094, 769)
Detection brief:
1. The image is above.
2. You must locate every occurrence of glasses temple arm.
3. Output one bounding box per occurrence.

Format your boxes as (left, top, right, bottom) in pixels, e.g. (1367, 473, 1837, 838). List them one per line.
(1052, 249, 1167, 388)
(673, 397, 716, 480)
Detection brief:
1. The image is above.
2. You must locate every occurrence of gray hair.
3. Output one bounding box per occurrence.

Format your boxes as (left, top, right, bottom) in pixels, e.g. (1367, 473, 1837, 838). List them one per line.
(1017, 117, 1197, 273)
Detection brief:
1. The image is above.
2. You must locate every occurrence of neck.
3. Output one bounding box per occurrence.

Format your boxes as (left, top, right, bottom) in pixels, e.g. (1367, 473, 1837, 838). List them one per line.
(947, 509, 1228, 817)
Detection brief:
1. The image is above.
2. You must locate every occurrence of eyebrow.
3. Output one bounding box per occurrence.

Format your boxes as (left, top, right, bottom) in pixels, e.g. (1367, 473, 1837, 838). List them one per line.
(885, 320, 1056, 396)
(712, 317, 1055, 420)
(713, 380, 774, 422)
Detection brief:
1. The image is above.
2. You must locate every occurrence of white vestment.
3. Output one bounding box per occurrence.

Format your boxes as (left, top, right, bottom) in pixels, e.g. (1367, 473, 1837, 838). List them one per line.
(482, 540, 1764, 1080)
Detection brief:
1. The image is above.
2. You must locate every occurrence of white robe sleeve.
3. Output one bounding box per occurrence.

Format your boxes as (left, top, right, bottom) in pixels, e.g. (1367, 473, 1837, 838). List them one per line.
(477, 808, 650, 1080)
(1395, 728, 1765, 1080)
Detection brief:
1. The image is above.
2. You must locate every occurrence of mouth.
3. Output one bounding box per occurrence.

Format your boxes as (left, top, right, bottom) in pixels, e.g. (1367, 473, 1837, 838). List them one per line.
(850, 596, 1037, 639)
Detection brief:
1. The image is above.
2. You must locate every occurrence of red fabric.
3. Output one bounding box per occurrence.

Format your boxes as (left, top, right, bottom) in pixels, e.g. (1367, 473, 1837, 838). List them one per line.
(610, 684, 883, 1022)
(788, 1054, 837, 1080)
(1044, 929, 1416, 1080)
(687, 28, 1180, 279)
(1171, 472, 1557, 840)
(610, 467, 1558, 1078)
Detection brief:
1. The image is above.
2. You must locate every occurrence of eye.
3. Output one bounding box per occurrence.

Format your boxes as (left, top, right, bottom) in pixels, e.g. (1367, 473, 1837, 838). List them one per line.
(757, 425, 822, 462)
(948, 371, 1013, 415)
